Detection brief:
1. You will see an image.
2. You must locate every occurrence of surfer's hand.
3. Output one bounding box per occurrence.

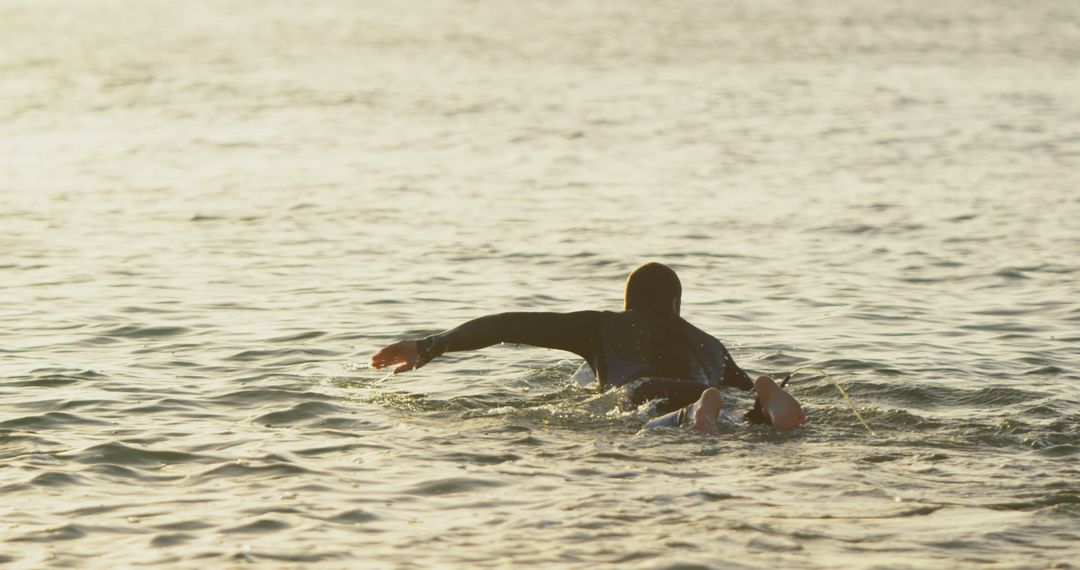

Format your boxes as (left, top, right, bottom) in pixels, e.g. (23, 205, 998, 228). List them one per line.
(370, 340, 422, 374)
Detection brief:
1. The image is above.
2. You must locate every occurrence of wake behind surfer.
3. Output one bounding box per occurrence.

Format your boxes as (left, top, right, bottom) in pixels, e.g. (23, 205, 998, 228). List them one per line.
(370, 262, 805, 434)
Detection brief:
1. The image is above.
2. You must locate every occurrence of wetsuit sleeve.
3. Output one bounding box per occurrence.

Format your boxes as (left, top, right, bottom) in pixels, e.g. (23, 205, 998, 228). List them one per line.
(721, 349, 755, 391)
(423, 311, 602, 363)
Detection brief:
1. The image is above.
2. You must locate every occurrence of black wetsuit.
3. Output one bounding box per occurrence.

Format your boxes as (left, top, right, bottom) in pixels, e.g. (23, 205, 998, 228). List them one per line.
(419, 310, 755, 416)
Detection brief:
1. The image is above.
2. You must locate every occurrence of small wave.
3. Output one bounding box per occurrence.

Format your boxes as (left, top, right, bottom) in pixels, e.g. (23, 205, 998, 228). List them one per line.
(291, 441, 392, 457)
(194, 460, 315, 481)
(814, 358, 882, 372)
(28, 367, 106, 377)
(8, 376, 81, 388)
(509, 435, 547, 446)
(820, 405, 943, 432)
(56, 398, 121, 411)
(760, 352, 812, 367)
(118, 305, 180, 314)
(222, 517, 293, 534)
(686, 490, 743, 502)
(64, 442, 217, 467)
(350, 380, 591, 419)
(1026, 431, 1080, 450)
(308, 416, 383, 432)
(829, 223, 877, 235)
(435, 451, 520, 465)
(253, 401, 349, 426)
(836, 381, 1050, 411)
(152, 520, 217, 532)
(60, 503, 128, 517)
(266, 330, 327, 343)
(9, 524, 87, 543)
(224, 347, 342, 362)
(959, 321, 1045, 333)
(125, 397, 207, 415)
(1044, 415, 1080, 434)
(211, 388, 333, 405)
(323, 508, 381, 524)
(1032, 444, 1080, 457)
(30, 471, 86, 488)
(951, 386, 1048, 407)
(1020, 403, 1064, 417)
(0, 411, 111, 431)
(859, 453, 904, 463)
(402, 476, 508, 496)
(992, 268, 1031, 280)
(230, 548, 346, 564)
(1023, 365, 1066, 375)
(149, 533, 195, 548)
(989, 491, 1080, 512)
(99, 324, 191, 338)
(10, 368, 105, 387)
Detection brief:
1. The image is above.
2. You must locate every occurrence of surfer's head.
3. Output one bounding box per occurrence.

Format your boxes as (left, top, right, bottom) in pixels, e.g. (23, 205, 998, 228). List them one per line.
(624, 262, 682, 315)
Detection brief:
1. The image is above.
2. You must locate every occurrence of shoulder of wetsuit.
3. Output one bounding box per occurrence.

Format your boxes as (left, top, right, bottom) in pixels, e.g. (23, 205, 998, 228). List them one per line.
(600, 310, 651, 358)
(676, 317, 712, 344)
(600, 309, 644, 322)
(678, 318, 755, 391)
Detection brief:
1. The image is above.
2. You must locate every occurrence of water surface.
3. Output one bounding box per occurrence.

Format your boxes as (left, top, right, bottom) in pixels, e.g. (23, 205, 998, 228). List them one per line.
(1, 1, 1078, 568)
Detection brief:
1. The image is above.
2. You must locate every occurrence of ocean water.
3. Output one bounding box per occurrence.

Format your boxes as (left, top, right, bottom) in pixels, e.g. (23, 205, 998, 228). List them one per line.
(2, 0, 1078, 568)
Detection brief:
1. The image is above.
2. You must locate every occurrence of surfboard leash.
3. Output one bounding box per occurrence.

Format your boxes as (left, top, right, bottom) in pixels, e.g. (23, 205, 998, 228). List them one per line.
(783, 367, 878, 436)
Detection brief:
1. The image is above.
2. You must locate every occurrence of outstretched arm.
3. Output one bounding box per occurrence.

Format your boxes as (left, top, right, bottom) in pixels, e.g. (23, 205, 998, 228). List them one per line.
(370, 311, 602, 374)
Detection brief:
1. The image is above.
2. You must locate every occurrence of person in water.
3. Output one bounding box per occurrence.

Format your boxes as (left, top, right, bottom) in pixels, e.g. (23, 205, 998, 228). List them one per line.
(370, 262, 805, 434)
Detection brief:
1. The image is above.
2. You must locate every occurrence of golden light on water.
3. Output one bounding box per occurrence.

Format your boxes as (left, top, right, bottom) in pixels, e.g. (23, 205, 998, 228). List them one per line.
(1, 0, 1078, 567)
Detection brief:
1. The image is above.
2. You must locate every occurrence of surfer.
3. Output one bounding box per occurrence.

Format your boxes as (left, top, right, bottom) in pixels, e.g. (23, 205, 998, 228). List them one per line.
(370, 262, 805, 434)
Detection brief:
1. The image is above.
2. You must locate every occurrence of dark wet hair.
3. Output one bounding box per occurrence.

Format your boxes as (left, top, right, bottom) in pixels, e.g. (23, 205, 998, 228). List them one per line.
(624, 262, 682, 312)
(625, 263, 691, 379)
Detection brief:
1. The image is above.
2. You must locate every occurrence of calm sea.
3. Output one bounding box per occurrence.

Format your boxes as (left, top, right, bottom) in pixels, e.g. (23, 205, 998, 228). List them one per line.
(2, 1, 1078, 568)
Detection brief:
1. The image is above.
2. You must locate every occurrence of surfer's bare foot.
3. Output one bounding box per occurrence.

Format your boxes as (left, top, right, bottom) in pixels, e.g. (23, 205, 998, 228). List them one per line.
(691, 387, 723, 435)
(755, 376, 806, 432)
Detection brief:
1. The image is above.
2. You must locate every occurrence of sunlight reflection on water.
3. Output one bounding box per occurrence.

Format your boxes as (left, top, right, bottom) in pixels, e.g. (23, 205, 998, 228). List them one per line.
(1, 0, 1078, 567)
